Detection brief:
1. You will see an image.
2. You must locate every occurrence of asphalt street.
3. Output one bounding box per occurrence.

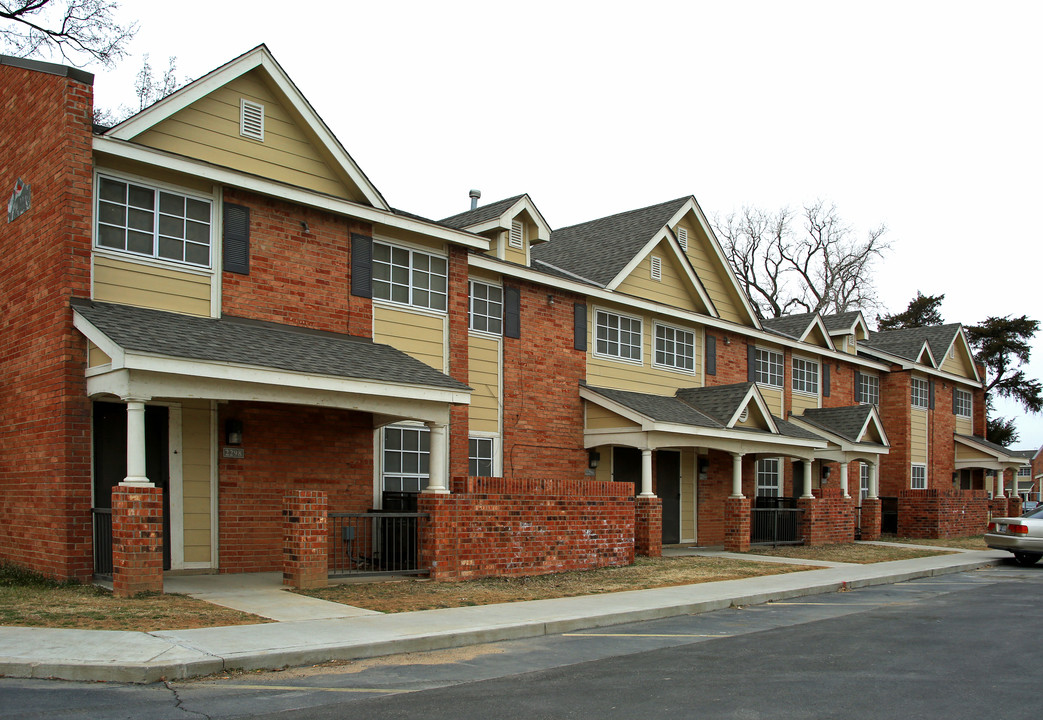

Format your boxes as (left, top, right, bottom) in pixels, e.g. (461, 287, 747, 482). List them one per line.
(1, 563, 1040, 719)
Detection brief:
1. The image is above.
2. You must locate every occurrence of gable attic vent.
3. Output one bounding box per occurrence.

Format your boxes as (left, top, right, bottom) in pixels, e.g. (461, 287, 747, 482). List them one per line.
(738, 407, 749, 423)
(509, 220, 524, 249)
(240, 99, 265, 141)
(677, 227, 688, 251)
(650, 255, 663, 281)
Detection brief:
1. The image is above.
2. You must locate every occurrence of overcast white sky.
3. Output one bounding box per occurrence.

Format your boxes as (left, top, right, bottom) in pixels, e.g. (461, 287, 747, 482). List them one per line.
(87, 0, 1043, 449)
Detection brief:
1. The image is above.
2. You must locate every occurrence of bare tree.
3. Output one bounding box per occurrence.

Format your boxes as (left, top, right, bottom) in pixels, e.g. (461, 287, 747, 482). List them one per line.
(94, 54, 184, 127)
(714, 200, 889, 320)
(1, 0, 136, 67)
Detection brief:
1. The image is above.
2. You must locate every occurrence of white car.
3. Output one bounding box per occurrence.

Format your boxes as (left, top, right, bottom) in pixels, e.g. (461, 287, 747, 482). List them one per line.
(986, 505, 1043, 566)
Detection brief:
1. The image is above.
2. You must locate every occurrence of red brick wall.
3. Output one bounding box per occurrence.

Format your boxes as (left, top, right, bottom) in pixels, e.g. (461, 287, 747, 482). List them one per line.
(800, 487, 855, 544)
(447, 246, 470, 478)
(706, 330, 748, 385)
(282, 490, 328, 589)
(0, 62, 94, 581)
(724, 496, 751, 552)
(929, 381, 956, 489)
(220, 188, 372, 336)
(500, 280, 587, 479)
(823, 358, 857, 408)
(419, 477, 635, 580)
(111, 485, 164, 597)
(897, 489, 989, 538)
(217, 402, 374, 572)
(859, 497, 881, 540)
(635, 496, 663, 557)
(878, 370, 910, 497)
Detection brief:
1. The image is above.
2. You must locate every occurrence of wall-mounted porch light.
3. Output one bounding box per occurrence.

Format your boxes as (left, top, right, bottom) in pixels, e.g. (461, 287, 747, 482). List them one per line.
(588, 450, 601, 470)
(820, 464, 832, 481)
(225, 418, 244, 446)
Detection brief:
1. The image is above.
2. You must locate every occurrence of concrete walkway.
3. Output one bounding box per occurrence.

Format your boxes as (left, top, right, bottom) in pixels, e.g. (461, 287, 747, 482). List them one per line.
(0, 546, 1009, 684)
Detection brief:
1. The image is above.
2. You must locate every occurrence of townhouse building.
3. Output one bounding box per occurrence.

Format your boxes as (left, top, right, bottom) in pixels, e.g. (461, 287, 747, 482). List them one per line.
(1, 47, 1026, 588)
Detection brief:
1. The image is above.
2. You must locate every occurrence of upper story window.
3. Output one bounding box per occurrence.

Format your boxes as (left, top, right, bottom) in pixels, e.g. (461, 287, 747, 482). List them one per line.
(954, 388, 973, 418)
(595, 309, 642, 362)
(373, 242, 447, 311)
(469, 281, 503, 335)
(859, 373, 880, 406)
(654, 323, 695, 373)
(1017, 466, 1031, 477)
(911, 463, 927, 490)
(96, 175, 212, 268)
(911, 377, 930, 409)
(792, 356, 819, 395)
(754, 348, 784, 388)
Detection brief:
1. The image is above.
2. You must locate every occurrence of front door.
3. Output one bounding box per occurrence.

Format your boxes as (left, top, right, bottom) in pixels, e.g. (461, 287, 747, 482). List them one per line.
(93, 402, 171, 570)
(657, 451, 681, 544)
(613, 447, 641, 496)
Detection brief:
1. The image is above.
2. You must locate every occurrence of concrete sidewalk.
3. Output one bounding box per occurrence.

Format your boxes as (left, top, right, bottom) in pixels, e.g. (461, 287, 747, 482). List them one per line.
(0, 547, 1009, 684)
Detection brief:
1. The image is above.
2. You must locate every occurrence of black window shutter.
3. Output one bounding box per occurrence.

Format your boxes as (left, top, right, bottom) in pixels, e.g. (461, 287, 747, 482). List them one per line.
(747, 344, 756, 382)
(351, 233, 372, 298)
(953, 386, 958, 414)
(706, 335, 717, 376)
(504, 286, 521, 339)
(573, 303, 587, 351)
(223, 203, 250, 275)
(823, 362, 831, 397)
(929, 380, 935, 410)
(854, 370, 862, 403)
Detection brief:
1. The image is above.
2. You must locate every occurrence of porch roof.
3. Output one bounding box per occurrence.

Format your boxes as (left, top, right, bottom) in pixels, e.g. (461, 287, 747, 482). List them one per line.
(954, 433, 1030, 471)
(787, 404, 890, 461)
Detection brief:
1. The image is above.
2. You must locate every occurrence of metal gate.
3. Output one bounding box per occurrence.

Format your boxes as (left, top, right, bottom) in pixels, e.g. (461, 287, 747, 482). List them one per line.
(329, 512, 427, 577)
(92, 507, 113, 576)
(751, 497, 804, 545)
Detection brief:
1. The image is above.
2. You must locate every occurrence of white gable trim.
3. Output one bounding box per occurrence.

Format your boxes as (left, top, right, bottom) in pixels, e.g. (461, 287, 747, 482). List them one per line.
(726, 384, 780, 434)
(463, 195, 552, 243)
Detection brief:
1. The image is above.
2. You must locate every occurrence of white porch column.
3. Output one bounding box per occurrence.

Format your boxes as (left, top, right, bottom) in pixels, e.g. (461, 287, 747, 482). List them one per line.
(120, 399, 152, 487)
(839, 461, 850, 498)
(730, 453, 744, 498)
(801, 459, 814, 499)
(423, 422, 449, 494)
(639, 448, 655, 497)
(995, 470, 1006, 498)
(869, 462, 879, 499)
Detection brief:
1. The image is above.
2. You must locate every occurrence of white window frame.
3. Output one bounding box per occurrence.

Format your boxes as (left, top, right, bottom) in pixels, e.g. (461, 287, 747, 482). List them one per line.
(468, 280, 503, 335)
(954, 388, 973, 418)
(860, 463, 871, 500)
(911, 463, 927, 490)
(372, 241, 448, 312)
(755, 348, 784, 388)
(382, 425, 430, 494)
(791, 356, 819, 396)
(860, 374, 880, 407)
(757, 458, 781, 497)
(468, 436, 497, 477)
(94, 172, 213, 269)
(653, 322, 695, 374)
(1017, 466, 1031, 477)
(594, 308, 643, 364)
(911, 377, 929, 410)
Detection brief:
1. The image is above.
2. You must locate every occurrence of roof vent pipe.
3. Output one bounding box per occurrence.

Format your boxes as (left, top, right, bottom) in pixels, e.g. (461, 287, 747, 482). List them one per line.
(469, 189, 481, 210)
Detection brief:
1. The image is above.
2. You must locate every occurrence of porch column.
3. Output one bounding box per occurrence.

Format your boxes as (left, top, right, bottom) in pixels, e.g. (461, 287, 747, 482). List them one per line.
(423, 422, 449, 494)
(639, 448, 655, 497)
(801, 459, 814, 499)
(730, 452, 744, 498)
(995, 470, 1006, 498)
(839, 461, 850, 498)
(121, 399, 152, 486)
(868, 462, 879, 499)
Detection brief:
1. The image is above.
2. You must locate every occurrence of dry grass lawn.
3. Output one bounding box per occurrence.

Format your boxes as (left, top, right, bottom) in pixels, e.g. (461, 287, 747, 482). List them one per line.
(879, 534, 988, 551)
(745, 542, 957, 564)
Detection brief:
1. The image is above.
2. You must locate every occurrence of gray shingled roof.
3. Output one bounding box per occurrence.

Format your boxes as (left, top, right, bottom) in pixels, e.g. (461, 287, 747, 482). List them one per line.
(675, 383, 754, 426)
(797, 405, 880, 444)
(955, 433, 1024, 459)
(71, 299, 471, 392)
(865, 324, 962, 363)
(774, 415, 832, 441)
(530, 197, 690, 287)
(822, 311, 863, 334)
(583, 386, 720, 427)
(761, 313, 818, 340)
(439, 195, 526, 230)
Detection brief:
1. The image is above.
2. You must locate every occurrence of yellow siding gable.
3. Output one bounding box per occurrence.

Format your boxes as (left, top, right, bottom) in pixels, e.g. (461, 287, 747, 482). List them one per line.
(586, 403, 641, 430)
(614, 240, 709, 314)
(87, 341, 112, 368)
(134, 69, 366, 202)
(676, 219, 752, 326)
(803, 325, 830, 348)
(940, 344, 978, 379)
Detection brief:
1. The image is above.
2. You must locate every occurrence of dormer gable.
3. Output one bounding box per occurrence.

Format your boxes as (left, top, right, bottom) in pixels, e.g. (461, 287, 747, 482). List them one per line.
(761, 312, 837, 351)
(103, 45, 388, 208)
(611, 232, 715, 316)
(822, 311, 869, 355)
(439, 193, 550, 266)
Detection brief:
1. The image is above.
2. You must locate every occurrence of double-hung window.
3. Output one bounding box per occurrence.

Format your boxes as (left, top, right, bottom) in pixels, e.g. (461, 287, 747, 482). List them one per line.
(469, 281, 503, 334)
(755, 348, 784, 388)
(911, 463, 927, 490)
(860, 463, 871, 499)
(954, 389, 972, 418)
(859, 374, 880, 406)
(595, 310, 642, 362)
(654, 323, 695, 372)
(469, 437, 495, 477)
(911, 377, 930, 409)
(383, 426, 430, 493)
(792, 357, 819, 395)
(372, 242, 448, 311)
(96, 175, 212, 267)
(757, 458, 781, 497)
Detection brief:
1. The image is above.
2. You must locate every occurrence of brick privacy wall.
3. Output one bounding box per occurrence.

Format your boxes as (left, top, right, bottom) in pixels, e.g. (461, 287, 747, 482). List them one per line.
(800, 487, 855, 544)
(634, 496, 663, 557)
(282, 490, 328, 589)
(988, 496, 1009, 519)
(898, 489, 989, 538)
(724, 496, 751, 552)
(878, 370, 911, 498)
(0, 63, 94, 581)
(418, 477, 635, 581)
(501, 280, 587, 479)
(698, 450, 756, 547)
(1007, 495, 1022, 517)
(218, 403, 374, 573)
(220, 188, 373, 337)
(111, 485, 164, 597)
(859, 498, 881, 540)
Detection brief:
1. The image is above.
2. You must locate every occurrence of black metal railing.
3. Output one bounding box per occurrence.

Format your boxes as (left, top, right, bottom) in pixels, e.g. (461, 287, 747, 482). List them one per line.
(854, 505, 862, 540)
(880, 496, 898, 535)
(92, 508, 113, 576)
(751, 506, 804, 545)
(329, 512, 428, 577)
